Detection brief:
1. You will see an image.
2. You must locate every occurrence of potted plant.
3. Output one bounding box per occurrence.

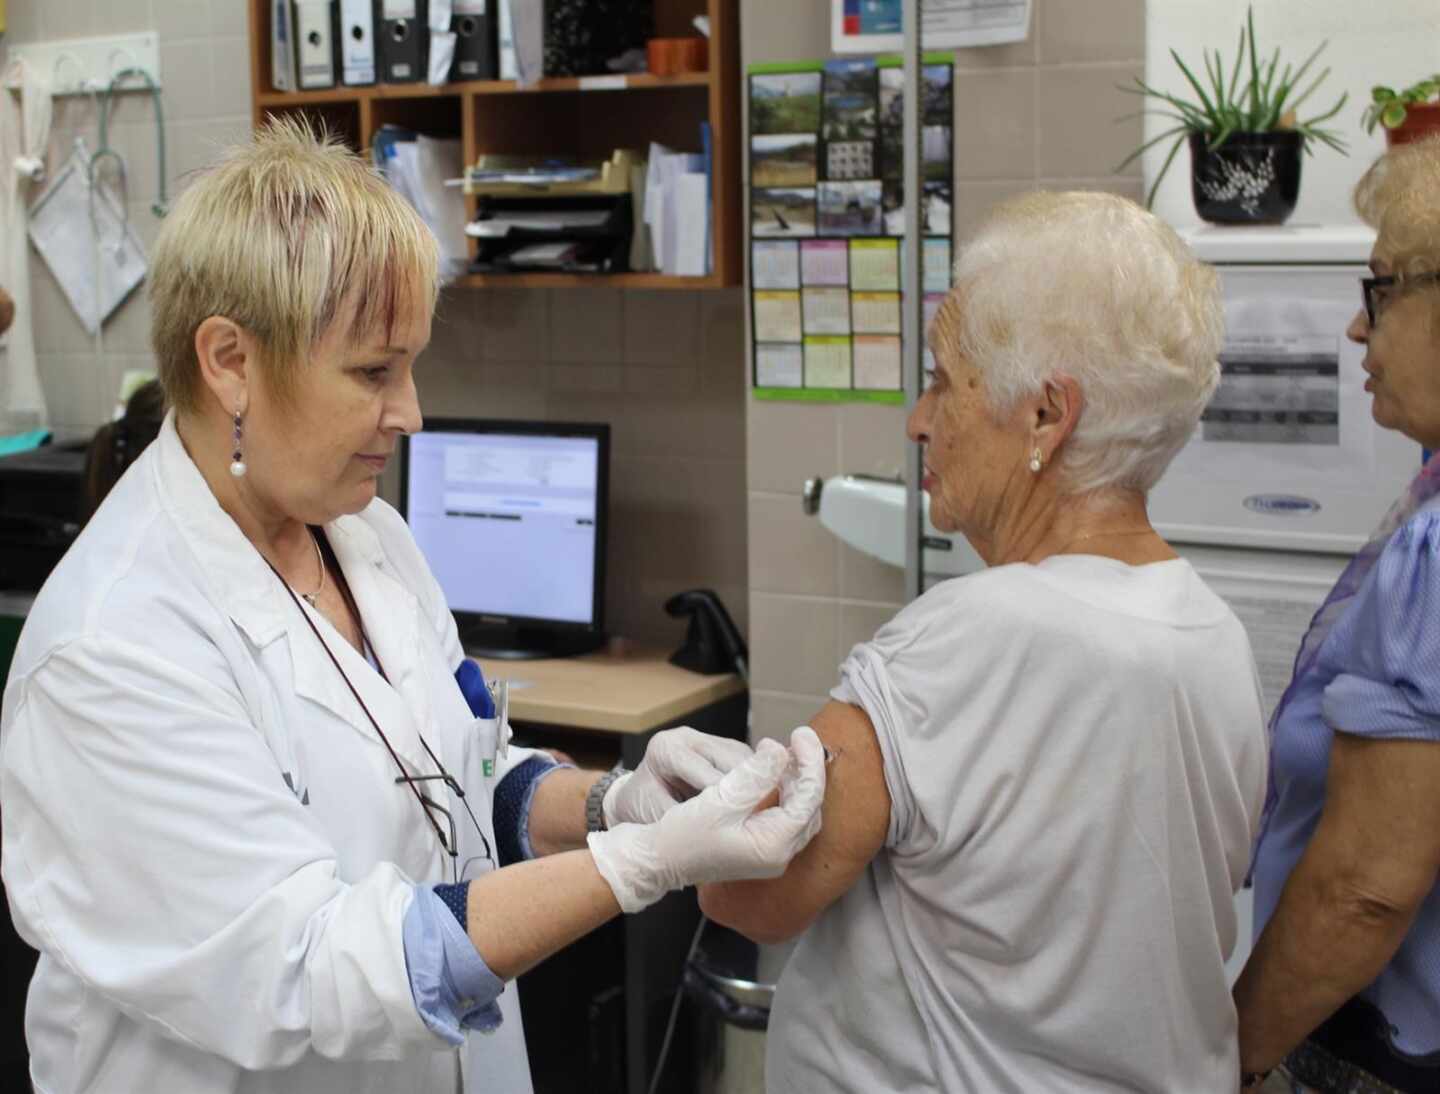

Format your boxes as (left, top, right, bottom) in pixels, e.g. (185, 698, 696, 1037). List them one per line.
(1363, 76, 1440, 147)
(1118, 6, 1347, 225)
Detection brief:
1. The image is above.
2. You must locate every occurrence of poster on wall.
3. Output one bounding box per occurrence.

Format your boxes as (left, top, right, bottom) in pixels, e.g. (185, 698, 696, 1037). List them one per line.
(748, 54, 953, 402)
(832, 0, 1032, 54)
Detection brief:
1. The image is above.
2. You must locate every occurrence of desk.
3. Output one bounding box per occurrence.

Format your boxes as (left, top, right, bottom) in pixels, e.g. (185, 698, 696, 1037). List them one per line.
(472, 642, 747, 1094)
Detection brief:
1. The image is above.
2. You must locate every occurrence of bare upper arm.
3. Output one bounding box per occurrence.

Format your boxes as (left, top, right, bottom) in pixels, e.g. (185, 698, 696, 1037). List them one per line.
(698, 699, 891, 943)
(1316, 731, 1440, 913)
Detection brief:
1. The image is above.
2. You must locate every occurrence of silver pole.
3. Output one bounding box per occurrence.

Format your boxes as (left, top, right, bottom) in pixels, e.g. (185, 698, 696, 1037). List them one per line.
(901, 0, 923, 599)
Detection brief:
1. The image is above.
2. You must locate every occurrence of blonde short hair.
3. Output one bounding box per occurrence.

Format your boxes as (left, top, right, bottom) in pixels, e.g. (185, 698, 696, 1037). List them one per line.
(150, 115, 439, 416)
(1354, 134, 1440, 280)
(937, 190, 1222, 496)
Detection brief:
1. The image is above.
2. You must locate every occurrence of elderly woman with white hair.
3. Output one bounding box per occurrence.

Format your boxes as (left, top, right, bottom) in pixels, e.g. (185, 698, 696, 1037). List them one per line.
(701, 190, 1269, 1092)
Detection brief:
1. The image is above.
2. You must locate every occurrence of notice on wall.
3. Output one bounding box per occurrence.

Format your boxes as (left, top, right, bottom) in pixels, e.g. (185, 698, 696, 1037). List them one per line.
(749, 54, 953, 402)
(832, 0, 1032, 54)
(1203, 335, 1340, 445)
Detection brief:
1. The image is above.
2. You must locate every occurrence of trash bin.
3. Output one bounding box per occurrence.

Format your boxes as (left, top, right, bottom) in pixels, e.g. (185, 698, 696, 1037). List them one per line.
(683, 920, 785, 1094)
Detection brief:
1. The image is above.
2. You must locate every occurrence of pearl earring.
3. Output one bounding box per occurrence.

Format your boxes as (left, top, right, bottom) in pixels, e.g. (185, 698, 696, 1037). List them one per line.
(1028, 447, 1043, 474)
(229, 409, 247, 478)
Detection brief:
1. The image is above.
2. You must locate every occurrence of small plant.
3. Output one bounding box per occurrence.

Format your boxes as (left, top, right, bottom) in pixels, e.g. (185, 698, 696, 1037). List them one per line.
(1362, 76, 1440, 133)
(1117, 6, 1348, 206)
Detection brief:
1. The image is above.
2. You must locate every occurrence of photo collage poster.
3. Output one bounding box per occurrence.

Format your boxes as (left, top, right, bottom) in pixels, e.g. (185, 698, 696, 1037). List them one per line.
(748, 54, 954, 401)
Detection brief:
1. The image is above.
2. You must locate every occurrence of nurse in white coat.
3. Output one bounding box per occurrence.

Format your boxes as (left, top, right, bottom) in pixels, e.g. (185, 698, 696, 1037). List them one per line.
(0, 118, 825, 1094)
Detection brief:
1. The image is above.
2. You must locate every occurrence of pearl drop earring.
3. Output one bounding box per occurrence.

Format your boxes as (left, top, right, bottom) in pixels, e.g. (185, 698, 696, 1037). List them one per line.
(1029, 447, 1043, 474)
(230, 409, 247, 478)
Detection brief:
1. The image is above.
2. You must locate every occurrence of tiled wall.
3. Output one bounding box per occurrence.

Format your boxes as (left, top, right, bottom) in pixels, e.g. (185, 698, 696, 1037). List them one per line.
(742, 0, 1145, 741)
(4, 0, 749, 648)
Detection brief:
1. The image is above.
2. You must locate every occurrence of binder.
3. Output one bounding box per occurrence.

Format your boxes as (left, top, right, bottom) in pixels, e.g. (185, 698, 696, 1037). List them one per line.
(294, 1, 337, 90)
(450, 0, 497, 82)
(378, 0, 427, 84)
(338, 0, 376, 85)
(270, 0, 297, 91)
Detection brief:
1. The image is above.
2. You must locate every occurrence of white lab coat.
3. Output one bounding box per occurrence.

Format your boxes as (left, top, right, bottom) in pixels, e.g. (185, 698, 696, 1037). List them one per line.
(0, 415, 537, 1094)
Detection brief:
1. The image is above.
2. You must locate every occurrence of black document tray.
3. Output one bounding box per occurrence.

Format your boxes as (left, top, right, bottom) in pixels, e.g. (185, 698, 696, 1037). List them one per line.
(468, 193, 632, 274)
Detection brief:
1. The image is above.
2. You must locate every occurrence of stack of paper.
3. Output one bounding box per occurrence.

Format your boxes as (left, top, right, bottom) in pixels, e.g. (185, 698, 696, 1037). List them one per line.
(373, 127, 468, 283)
(644, 140, 710, 277)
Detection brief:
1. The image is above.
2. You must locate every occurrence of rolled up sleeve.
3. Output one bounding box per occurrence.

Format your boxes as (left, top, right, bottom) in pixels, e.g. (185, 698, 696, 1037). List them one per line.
(1321, 513, 1440, 742)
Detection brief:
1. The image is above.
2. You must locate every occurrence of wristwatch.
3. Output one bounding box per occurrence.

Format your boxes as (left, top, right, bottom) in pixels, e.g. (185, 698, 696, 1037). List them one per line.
(585, 763, 627, 833)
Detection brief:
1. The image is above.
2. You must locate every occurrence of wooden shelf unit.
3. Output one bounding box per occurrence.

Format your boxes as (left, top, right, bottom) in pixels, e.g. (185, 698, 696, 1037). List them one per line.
(246, 1, 740, 290)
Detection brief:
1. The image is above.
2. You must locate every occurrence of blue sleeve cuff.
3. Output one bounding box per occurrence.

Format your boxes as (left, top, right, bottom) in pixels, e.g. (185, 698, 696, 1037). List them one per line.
(494, 755, 572, 865)
(1322, 673, 1440, 742)
(402, 885, 505, 1044)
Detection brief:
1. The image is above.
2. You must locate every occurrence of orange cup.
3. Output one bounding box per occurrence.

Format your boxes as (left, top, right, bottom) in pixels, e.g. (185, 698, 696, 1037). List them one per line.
(647, 37, 708, 77)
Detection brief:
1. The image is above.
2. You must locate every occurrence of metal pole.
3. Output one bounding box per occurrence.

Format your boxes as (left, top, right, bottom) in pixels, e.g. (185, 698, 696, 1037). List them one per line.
(901, 0, 924, 599)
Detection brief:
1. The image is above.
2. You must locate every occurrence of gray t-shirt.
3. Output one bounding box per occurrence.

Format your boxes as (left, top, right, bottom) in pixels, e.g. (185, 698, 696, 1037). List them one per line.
(766, 556, 1267, 1093)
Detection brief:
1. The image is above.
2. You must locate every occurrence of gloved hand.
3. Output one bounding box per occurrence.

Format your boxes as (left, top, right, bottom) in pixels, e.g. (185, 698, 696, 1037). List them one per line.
(603, 726, 754, 827)
(588, 728, 826, 914)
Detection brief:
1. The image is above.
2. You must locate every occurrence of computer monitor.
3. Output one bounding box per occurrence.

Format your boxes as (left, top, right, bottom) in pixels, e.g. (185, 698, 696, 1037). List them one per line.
(400, 419, 609, 659)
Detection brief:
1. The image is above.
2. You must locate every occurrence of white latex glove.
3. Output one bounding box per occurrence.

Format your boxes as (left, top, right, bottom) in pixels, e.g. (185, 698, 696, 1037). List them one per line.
(588, 728, 826, 914)
(603, 726, 754, 826)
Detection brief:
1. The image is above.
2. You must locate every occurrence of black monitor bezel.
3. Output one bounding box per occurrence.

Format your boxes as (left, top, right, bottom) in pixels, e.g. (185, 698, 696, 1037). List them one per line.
(399, 418, 610, 652)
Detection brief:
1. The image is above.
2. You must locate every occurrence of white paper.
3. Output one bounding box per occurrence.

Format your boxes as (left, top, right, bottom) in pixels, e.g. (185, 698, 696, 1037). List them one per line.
(510, 0, 544, 88)
(414, 135, 468, 280)
(428, 0, 453, 31)
(28, 144, 146, 336)
(428, 31, 457, 84)
(498, 0, 517, 79)
(674, 172, 709, 276)
(832, 0, 1032, 53)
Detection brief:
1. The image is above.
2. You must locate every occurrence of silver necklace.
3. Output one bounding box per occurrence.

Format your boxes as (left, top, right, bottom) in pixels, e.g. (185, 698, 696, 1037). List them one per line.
(300, 529, 326, 606)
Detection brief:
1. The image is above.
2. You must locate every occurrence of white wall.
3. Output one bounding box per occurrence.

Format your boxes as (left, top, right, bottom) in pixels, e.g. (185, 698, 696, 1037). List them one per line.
(1144, 1, 1440, 228)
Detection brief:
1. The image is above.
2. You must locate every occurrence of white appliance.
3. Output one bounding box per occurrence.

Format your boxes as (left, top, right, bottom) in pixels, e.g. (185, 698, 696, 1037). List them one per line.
(804, 474, 984, 578)
(1152, 225, 1422, 554)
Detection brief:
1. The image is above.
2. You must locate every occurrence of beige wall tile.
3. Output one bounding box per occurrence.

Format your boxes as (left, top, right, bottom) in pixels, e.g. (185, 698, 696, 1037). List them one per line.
(1039, 0, 1145, 65)
(548, 287, 624, 363)
(1037, 64, 1144, 180)
(624, 365, 699, 396)
(43, 0, 97, 38)
(740, 0, 829, 65)
(746, 399, 838, 495)
(838, 542, 906, 603)
(214, 0, 251, 37)
(748, 593, 838, 696)
(549, 365, 624, 393)
(155, 0, 216, 41)
(211, 36, 254, 116)
(4, 0, 44, 38)
(160, 40, 219, 121)
(953, 178, 1036, 238)
(1036, 176, 1146, 205)
(623, 290, 702, 366)
(748, 493, 837, 596)
(106, 290, 152, 356)
(480, 288, 549, 362)
(954, 69, 1037, 180)
(31, 264, 92, 355)
(837, 601, 899, 664)
(749, 690, 829, 746)
(41, 355, 109, 431)
(837, 402, 907, 481)
(94, 0, 152, 34)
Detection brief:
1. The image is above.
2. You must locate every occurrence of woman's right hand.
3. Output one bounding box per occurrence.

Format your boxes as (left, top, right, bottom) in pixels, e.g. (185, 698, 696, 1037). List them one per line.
(587, 730, 827, 914)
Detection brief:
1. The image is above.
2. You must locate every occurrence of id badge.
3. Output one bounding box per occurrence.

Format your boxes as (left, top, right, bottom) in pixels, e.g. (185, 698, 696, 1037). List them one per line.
(480, 679, 511, 776)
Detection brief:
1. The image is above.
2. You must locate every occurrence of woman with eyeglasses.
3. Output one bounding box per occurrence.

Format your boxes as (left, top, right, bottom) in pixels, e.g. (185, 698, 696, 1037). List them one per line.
(1235, 136, 1440, 1094)
(0, 119, 825, 1094)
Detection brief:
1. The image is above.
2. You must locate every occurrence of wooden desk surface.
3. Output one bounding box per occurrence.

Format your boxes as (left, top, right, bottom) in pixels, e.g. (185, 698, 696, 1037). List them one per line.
(471, 641, 745, 735)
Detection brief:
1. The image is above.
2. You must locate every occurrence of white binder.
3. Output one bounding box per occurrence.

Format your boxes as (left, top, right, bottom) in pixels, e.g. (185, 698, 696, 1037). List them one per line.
(270, 0, 297, 91)
(339, 0, 377, 85)
(294, 1, 337, 89)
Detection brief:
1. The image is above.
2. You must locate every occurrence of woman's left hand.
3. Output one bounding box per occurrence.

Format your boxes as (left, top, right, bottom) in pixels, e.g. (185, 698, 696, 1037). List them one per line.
(604, 726, 754, 826)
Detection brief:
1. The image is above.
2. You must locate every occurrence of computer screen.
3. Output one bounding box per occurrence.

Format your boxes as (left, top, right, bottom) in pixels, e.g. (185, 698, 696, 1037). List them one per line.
(400, 419, 609, 658)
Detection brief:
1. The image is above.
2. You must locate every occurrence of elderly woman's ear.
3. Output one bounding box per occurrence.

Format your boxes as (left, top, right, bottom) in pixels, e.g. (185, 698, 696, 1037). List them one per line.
(0, 285, 14, 336)
(193, 316, 254, 415)
(1032, 375, 1085, 467)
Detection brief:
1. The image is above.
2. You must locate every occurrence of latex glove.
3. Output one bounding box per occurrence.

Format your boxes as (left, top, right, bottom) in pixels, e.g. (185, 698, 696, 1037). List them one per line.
(588, 728, 826, 914)
(603, 726, 754, 826)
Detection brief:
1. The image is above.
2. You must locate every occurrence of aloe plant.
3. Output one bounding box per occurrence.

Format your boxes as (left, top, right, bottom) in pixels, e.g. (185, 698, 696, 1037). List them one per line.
(1116, 5, 1348, 207)
(1362, 75, 1440, 133)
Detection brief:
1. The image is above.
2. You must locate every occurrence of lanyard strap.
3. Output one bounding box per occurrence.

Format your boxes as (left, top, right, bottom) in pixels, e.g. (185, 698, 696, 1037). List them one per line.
(261, 535, 455, 861)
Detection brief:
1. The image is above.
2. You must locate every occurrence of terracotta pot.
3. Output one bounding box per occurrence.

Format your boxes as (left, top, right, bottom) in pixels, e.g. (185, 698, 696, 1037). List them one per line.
(1385, 102, 1440, 147)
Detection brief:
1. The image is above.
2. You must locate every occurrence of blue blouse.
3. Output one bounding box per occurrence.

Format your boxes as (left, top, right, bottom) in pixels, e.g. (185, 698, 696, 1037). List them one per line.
(1251, 504, 1440, 1056)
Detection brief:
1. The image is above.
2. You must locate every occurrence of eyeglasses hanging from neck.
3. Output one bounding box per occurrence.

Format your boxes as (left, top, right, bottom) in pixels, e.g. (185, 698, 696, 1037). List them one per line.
(263, 527, 494, 884)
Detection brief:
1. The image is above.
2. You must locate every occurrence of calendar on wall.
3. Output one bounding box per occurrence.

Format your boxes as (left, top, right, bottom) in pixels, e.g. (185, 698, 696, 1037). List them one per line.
(747, 54, 953, 403)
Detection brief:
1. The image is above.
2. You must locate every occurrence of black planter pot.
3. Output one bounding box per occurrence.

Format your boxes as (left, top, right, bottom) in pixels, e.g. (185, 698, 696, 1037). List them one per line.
(1189, 130, 1302, 225)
